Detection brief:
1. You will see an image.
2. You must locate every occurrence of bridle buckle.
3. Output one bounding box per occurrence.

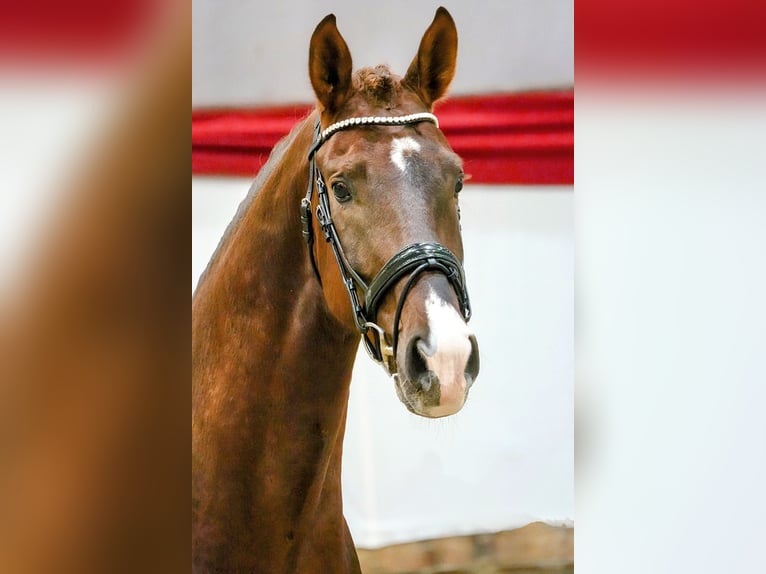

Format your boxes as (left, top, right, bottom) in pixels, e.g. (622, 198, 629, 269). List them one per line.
(362, 322, 395, 375)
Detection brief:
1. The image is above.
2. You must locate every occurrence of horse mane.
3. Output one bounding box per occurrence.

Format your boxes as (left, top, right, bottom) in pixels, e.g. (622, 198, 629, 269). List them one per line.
(193, 113, 310, 295)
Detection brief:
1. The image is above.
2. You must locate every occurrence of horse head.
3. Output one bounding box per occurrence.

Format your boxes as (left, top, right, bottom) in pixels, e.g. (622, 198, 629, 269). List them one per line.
(305, 7, 479, 418)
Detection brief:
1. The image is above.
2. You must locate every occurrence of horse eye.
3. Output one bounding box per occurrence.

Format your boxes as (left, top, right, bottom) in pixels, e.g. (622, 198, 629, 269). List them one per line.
(332, 182, 352, 203)
(454, 174, 464, 195)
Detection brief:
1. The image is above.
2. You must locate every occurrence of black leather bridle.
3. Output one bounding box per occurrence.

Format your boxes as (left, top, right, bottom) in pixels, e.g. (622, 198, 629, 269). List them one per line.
(300, 113, 472, 375)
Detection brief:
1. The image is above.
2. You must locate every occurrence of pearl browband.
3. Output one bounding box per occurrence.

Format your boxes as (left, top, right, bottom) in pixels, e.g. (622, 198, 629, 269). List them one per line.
(315, 112, 439, 149)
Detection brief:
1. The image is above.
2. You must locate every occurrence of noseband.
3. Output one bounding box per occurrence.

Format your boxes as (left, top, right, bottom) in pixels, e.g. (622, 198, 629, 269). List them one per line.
(301, 113, 472, 375)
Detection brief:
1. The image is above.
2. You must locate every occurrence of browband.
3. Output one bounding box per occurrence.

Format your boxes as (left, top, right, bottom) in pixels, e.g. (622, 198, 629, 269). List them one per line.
(310, 112, 439, 156)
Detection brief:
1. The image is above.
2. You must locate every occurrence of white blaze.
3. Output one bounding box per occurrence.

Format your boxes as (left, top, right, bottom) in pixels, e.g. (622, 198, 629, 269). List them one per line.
(390, 136, 421, 172)
(421, 288, 473, 414)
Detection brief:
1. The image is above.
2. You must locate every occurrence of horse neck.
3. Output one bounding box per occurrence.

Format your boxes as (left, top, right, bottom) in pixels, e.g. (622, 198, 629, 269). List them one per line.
(192, 113, 361, 573)
(193, 111, 357, 373)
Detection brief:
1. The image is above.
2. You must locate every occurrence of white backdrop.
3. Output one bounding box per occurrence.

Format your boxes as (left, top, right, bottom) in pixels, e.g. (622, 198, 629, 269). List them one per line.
(193, 0, 574, 106)
(193, 176, 573, 547)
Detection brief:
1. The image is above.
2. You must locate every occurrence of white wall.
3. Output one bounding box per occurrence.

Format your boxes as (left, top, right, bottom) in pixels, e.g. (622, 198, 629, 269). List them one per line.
(192, 0, 574, 107)
(576, 90, 766, 574)
(192, 176, 573, 547)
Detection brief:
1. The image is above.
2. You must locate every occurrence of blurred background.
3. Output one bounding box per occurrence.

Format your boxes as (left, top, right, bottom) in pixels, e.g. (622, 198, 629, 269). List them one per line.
(0, 1, 188, 572)
(193, 2, 573, 572)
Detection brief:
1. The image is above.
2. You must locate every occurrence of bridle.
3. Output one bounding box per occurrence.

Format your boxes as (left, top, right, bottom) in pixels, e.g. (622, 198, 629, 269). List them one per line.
(300, 112, 472, 376)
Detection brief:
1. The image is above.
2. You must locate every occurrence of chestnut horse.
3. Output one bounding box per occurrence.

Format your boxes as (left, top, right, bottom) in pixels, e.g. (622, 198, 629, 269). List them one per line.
(192, 8, 479, 573)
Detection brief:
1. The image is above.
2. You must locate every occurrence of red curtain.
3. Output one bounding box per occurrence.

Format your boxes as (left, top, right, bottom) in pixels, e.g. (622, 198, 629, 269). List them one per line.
(192, 90, 573, 185)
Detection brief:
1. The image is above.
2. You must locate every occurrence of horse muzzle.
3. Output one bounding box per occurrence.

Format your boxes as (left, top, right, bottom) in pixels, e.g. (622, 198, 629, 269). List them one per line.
(392, 285, 480, 418)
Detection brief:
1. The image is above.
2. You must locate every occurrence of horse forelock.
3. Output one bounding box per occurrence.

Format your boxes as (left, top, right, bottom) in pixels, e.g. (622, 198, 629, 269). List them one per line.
(352, 65, 401, 107)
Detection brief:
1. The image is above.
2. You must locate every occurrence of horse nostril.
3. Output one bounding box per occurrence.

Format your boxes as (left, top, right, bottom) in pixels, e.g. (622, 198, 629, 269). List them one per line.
(404, 335, 437, 391)
(465, 334, 480, 386)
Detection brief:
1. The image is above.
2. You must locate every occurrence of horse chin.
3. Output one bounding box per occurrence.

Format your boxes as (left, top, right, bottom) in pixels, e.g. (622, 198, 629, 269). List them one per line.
(392, 373, 468, 419)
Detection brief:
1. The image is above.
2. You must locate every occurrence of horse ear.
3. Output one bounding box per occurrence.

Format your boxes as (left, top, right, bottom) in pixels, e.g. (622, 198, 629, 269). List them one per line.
(403, 7, 458, 108)
(309, 14, 353, 114)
